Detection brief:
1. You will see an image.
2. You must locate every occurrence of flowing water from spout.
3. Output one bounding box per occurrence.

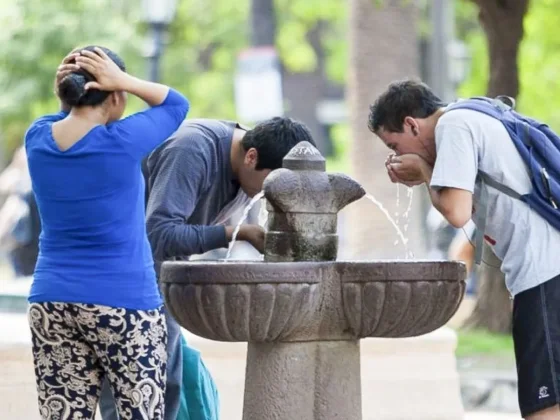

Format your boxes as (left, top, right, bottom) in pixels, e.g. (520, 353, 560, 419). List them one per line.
(363, 193, 414, 258)
(393, 184, 401, 246)
(257, 197, 269, 229)
(225, 191, 265, 260)
(403, 187, 414, 234)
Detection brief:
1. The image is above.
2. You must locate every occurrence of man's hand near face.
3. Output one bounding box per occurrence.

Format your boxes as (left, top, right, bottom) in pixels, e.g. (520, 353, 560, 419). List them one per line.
(385, 153, 432, 187)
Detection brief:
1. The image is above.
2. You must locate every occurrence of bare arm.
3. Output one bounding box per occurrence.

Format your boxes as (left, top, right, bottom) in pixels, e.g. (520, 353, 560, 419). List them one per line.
(425, 119, 477, 229)
(119, 75, 171, 107)
(448, 231, 475, 274)
(77, 47, 171, 107)
(422, 164, 473, 228)
(386, 152, 474, 229)
(77, 47, 189, 158)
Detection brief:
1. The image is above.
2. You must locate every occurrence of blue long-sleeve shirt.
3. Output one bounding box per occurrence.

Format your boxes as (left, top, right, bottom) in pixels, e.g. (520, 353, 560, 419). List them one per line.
(145, 119, 244, 266)
(25, 89, 189, 310)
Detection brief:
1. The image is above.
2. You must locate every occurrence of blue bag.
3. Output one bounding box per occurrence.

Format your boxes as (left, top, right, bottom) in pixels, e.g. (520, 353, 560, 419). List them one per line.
(446, 96, 560, 262)
(177, 334, 220, 420)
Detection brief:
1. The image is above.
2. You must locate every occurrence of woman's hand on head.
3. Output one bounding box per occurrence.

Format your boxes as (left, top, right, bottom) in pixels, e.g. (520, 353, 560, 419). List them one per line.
(54, 51, 80, 98)
(75, 47, 129, 92)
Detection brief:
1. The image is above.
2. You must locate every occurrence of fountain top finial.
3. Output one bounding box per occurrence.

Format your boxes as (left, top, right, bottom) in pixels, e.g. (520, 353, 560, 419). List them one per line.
(282, 141, 326, 171)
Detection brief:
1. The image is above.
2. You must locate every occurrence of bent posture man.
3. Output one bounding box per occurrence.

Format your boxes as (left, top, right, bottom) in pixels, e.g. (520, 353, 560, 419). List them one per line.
(369, 79, 560, 420)
(99, 117, 315, 420)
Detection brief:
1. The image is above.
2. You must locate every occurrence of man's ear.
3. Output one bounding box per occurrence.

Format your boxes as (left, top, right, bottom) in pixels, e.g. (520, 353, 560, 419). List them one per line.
(404, 116, 419, 136)
(244, 147, 258, 167)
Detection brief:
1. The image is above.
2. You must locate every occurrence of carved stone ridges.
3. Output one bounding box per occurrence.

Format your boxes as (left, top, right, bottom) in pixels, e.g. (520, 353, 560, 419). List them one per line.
(161, 262, 322, 342)
(161, 261, 466, 342)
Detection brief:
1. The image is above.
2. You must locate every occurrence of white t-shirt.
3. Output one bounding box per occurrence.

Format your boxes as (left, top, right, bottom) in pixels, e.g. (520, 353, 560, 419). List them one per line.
(430, 107, 560, 296)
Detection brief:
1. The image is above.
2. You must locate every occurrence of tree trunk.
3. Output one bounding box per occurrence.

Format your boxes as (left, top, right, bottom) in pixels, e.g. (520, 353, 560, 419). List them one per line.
(473, 0, 529, 98)
(463, 0, 529, 333)
(344, 0, 426, 260)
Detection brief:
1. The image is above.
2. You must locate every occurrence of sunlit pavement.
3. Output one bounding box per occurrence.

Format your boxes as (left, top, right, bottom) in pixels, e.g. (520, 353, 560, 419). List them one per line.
(0, 309, 522, 420)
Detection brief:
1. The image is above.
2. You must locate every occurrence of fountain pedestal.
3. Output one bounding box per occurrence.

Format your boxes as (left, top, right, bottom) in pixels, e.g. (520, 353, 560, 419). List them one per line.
(244, 340, 361, 420)
(161, 142, 466, 420)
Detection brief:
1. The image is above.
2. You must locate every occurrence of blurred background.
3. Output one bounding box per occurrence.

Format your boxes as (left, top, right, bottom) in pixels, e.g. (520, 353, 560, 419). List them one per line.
(0, 0, 555, 417)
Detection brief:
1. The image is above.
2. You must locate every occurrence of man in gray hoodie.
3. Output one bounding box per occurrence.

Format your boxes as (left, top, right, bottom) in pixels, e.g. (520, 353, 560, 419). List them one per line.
(99, 116, 315, 420)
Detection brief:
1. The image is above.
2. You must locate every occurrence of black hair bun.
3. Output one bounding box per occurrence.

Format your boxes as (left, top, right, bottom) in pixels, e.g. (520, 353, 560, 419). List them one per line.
(58, 73, 87, 107)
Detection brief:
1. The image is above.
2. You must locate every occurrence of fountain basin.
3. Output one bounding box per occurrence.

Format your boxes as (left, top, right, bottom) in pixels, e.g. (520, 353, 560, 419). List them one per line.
(161, 261, 322, 342)
(338, 261, 465, 338)
(161, 260, 465, 342)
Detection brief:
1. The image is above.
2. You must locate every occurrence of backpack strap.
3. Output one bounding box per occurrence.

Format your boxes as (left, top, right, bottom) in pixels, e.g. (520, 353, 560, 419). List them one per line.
(472, 171, 522, 265)
(446, 96, 513, 117)
(478, 171, 522, 200)
(473, 181, 487, 265)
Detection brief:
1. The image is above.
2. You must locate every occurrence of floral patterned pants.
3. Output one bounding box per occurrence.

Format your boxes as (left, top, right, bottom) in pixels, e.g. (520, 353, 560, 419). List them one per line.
(28, 302, 168, 420)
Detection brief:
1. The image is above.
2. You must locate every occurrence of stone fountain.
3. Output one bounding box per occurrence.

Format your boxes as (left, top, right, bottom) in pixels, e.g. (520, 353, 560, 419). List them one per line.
(161, 142, 466, 420)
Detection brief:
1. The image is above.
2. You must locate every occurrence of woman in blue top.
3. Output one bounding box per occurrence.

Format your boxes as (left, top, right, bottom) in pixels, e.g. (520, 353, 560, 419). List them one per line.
(25, 46, 189, 420)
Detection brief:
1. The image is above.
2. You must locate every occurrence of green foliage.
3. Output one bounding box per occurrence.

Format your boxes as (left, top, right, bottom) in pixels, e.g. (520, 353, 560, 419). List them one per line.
(4, 0, 560, 162)
(456, 328, 514, 358)
(0, 0, 144, 153)
(277, 21, 318, 72)
(456, 0, 560, 132)
(0, 0, 349, 156)
(455, 0, 479, 39)
(454, 0, 487, 99)
(517, 0, 560, 128)
(456, 29, 488, 100)
(276, 0, 346, 74)
(164, 1, 249, 120)
(326, 123, 351, 173)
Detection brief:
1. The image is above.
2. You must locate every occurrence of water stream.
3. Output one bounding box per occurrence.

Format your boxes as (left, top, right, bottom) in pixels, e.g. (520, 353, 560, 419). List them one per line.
(394, 185, 414, 236)
(225, 191, 265, 260)
(363, 193, 414, 258)
(257, 197, 269, 229)
(225, 189, 416, 261)
(403, 187, 414, 234)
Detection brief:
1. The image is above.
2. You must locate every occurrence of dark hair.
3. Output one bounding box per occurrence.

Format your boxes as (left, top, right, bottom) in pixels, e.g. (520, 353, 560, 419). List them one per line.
(58, 46, 126, 108)
(368, 79, 444, 133)
(241, 117, 316, 170)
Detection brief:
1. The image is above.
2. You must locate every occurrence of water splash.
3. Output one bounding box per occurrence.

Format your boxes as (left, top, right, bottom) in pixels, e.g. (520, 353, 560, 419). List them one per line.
(363, 193, 414, 258)
(394, 184, 401, 247)
(225, 191, 265, 260)
(257, 197, 268, 229)
(403, 187, 414, 233)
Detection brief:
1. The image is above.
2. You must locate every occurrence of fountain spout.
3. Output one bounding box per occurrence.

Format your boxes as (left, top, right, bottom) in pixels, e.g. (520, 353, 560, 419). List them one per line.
(262, 141, 365, 262)
(328, 172, 366, 212)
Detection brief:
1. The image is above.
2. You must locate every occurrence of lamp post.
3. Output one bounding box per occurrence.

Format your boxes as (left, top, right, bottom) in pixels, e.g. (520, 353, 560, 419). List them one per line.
(142, 0, 177, 82)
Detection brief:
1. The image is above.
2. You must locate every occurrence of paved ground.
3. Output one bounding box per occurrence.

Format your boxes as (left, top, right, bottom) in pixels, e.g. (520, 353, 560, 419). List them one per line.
(0, 266, 520, 419)
(0, 310, 522, 420)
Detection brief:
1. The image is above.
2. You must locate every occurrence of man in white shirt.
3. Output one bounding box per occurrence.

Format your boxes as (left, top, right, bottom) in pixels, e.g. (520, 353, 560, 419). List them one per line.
(369, 79, 560, 420)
